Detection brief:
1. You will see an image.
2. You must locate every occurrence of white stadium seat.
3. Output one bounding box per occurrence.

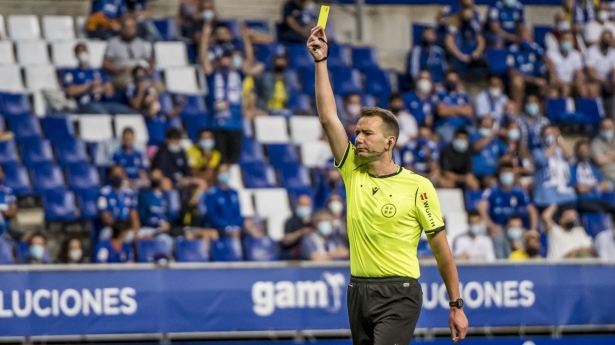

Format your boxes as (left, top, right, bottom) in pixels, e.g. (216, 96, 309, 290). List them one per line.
(16, 41, 50, 66)
(114, 115, 149, 147)
(163, 67, 201, 94)
(0, 65, 25, 92)
(436, 188, 466, 215)
(229, 164, 244, 190)
(25, 66, 60, 90)
(154, 42, 188, 68)
(32, 90, 47, 117)
(75, 16, 87, 39)
(300, 141, 333, 168)
(78, 115, 114, 142)
(254, 117, 289, 143)
(443, 212, 469, 247)
(0, 41, 15, 65)
(8, 15, 41, 40)
(289, 116, 323, 143)
(0, 15, 6, 39)
(252, 188, 292, 241)
(42, 16, 75, 41)
(264, 214, 287, 241)
(238, 190, 255, 217)
(86, 40, 107, 69)
(50, 40, 79, 68)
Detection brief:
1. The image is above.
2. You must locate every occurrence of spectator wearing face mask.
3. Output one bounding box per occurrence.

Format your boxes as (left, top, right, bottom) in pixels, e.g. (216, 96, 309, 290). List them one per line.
(594, 219, 615, 261)
(584, 1, 615, 46)
(186, 129, 222, 185)
(485, 0, 526, 46)
(591, 118, 615, 183)
(26, 233, 49, 264)
(515, 95, 550, 150)
(502, 120, 534, 179)
(471, 116, 509, 187)
(404, 126, 442, 184)
(444, 6, 486, 71)
(95, 220, 135, 263)
(57, 237, 85, 264)
(403, 70, 436, 127)
(543, 204, 595, 260)
(388, 93, 418, 148)
(585, 30, 615, 101)
(571, 139, 615, 215)
(97, 165, 140, 240)
(545, 31, 587, 98)
(315, 167, 346, 209)
(301, 210, 349, 261)
(86, 0, 126, 40)
(151, 128, 192, 185)
(137, 170, 176, 255)
(179, 0, 218, 43)
(283, 194, 314, 260)
(326, 194, 347, 243)
(452, 211, 495, 262)
(491, 215, 526, 259)
(204, 164, 243, 238)
(438, 128, 479, 190)
(341, 93, 363, 137)
(279, 0, 318, 44)
(112, 127, 148, 185)
(545, 10, 586, 53)
(407, 26, 447, 85)
(475, 76, 509, 123)
(0, 166, 17, 239)
(507, 28, 547, 106)
(254, 54, 297, 112)
(434, 71, 474, 143)
(509, 229, 542, 260)
(126, 0, 162, 43)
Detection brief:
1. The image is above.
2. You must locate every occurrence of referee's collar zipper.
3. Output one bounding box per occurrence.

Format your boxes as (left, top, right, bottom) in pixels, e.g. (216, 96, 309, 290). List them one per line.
(367, 166, 403, 179)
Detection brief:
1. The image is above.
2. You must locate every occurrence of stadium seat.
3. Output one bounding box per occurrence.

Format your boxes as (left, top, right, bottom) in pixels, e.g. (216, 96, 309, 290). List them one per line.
(486, 48, 508, 75)
(546, 98, 584, 124)
(9, 116, 42, 142)
(136, 239, 168, 263)
(220, 19, 241, 38)
(144, 117, 169, 147)
(581, 213, 612, 238)
(86, 40, 106, 69)
(152, 18, 179, 41)
(0, 92, 31, 118)
(0, 240, 14, 265)
(50, 40, 78, 68)
(183, 115, 208, 142)
(533, 25, 551, 48)
(175, 240, 209, 262)
(55, 139, 89, 167)
(32, 163, 65, 193)
(78, 115, 114, 142)
(211, 238, 243, 262)
(7, 15, 40, 40)
(16, 41, 49, 66)
(300, 67, 316, 95)
(74, 16, 86, 38)
(267, 144, 299, 168)
(288, 44, 313, 70)
(288, 93, 312, 113)
(245, 20, 271, 36)
(0, 140, 19, 165)
(352, 47, 379, 72)
(178, 94, 207, 118)
(0, 66, 26, 92)
(3, 164, 32, 195)
(24, 66, 60, 90)
(164, 67, 201, 94)
(464, 190, 484, 212)
(299, 140, 333, 168)
(0, 15, 5, 40)
(43, 116, 75, 141)
(254, 116, 289, 143)
(243, 237, 279, 261)
(237, 189, 255, 217)
(602, 191, 615, 205)
(43, 190, 78, 221)
(331, 68, 363, 96)
(0, 41, 15, 65)
(242, 162, 276, 188)
(154, 42, 188, 68)
(327, 44, 351, 70)
(256, 43, 286, 69)
(279, 164, 311, 190)
(76, 189, 98, 220)
(238, 137, 265, 164)
(114, 115, 149, 146)
(228, 164, 244, 190)
(22, 138, 54, 167)
(263, 214, 287, 242)
(42, 16, 75, 41)
(364, 68, 392, 97)
(576, 98, 603, 126)
(253, 188, 291, 221)
(289, 116, 323, 143)
(436, 189, 466, 215)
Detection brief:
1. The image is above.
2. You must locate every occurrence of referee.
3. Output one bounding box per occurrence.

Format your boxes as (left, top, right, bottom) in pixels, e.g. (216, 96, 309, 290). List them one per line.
(307, 27, 468, 344)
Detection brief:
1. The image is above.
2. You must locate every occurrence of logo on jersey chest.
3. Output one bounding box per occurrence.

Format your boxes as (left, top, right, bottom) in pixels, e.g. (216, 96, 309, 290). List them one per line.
(381, 204, 396, 218)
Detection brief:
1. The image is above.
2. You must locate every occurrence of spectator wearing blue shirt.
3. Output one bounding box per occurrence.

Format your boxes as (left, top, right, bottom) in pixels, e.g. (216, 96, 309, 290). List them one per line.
(95, 220, 135, 263)
(515, 95, 550, 150)
(283, 194, 314, 260)
(403, 70, 436, 127)
(204, 164, 243, 237)
(137, 170, 176, 255)
(0, 166, 17, 238)
(113, 127, 147, 183)
(279, 0, 317, 44)
(508, 29, 547, 105)
(434, 71, 474, 143)
(26, 233, 50, 264)
(533, 125, 577, 211)
(471, 117, 509, 186)
(478, 161, 538, 231)
(407, 26, 447, 85)
(301, 210, 349, 261)
(401, 126, 442, 183)
(485, 0, 525, 46)
(444, 7, 486, 71)
(572, 140, 615, 216)
(475, 75, 509, 123)
(315, 167, 346, 210)
(97, 165, 140, 240)
(86, 0, 126, 40)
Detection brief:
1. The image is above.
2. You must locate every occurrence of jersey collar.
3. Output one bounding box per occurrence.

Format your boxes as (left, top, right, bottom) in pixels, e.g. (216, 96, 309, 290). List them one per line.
(368, 166, 403, 179)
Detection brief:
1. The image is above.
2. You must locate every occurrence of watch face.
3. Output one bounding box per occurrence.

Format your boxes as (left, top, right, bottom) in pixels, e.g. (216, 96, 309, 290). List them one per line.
(457, 298, 464, 308)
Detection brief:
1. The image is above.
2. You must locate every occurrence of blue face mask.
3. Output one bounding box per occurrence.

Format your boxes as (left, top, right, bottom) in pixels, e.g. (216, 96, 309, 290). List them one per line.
(296, 206, 312, 219)
(469, 224, 484, 235)
(525, 103, 539, 116)
(500, 172, 515, 186)
(232, 55, 243, 69)
(199, 139, 215, 150)
(218, 172, 231, 184)
(124, 230, 134, 243)
(601, 130, 614, 141)
(452, 139, 468, 152)
(507, 227, 524, 241)
(201, 10, 214, 21)
(503, 0, 516, 7)
(560, 41, 573, 53)
(30, 245, 45, 260)
(508, 128, 521, 141)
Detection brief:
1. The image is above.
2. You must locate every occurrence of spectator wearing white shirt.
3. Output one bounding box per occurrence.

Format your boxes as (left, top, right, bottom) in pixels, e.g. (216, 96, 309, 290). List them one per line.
(585, 30, 615, 98)
(584, 1, 615, 46)
(595, 227, 615, 261)
(453, 211, 496, 262)
(475, 75, 509, 123)
(545, 31, 587, 97)
(388, 93, 418, 148)
(545, 11, 586, 54)
(542, 204, 595, 260)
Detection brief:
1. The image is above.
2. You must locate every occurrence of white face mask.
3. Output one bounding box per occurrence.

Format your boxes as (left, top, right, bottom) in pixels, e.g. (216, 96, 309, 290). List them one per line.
(347, 104, 361, 117)
(328, 200, 344, 215)
(557, 21, 571, 32)
(489, 87, 502, 98)
(417, 79, 432, 94)
(77, 52, 89, 64)
(599, 10, 610, 22)
(68, 249, 82, 262)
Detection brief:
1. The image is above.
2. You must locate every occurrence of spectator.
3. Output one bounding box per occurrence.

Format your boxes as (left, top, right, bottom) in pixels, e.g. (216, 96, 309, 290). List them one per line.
(112, 127, 148, 184)
(186, 129, 222, 185)
(533, 125, 576, 211)
(151, 128, 192, 185)
(452, 211, 496, 262)
(57, 237, 84, 264)
(279, 0, 317, 44)
(126, 0, 162, 43)
(507, 29, 547, 105)
(0, 166, 17, 238)
(515, 95, 550, 150)
(326, 194, 347, 243)
(179, 0, 218, 43)
(389, 93, 418, 148)
(478, 161, 538, 231)
(585, 30, 615, 99)
(86, 0, 126, 40)
(126, 66, 178, 120)
(97, 165, 140, 240)
(509, 229, 543, 260)
(491, 215, 526, 259)
(438, 128, 480, 190)
(26, 233, 49, 264)
(444, 6, 486, 71)
(545, 10, 586, 54)
(176, 183, 219, 242)
(301, 210, 349, 261)
(63, 43, 137, 115)
(542, 204, 595, 260)
(545, 31, 587, 98)
(137, 171, 173, 237)
(403, 70, 436, 127)
(340, 93, 363, 136)
(103, 15, 153, 91)
(485, 0, 525, 46)
(591, 118, 615, 183)
(502, 119, 534, 179)
(94, 220, 135, 263)
(282, 194, 314, 260)
(315, 167, 346, 209)
(595, 226, 615, 261)
(571, 140, 615, 215)
(475, 75, 509, 123)
(404, 126, 442, 183)
(407, 26, 447, 84)
(584, 1, 615, 46)
(254, 54, 295, 111)
(470, 116, 508, 186)
(434, 71, 474, 142)
(243, 217, 266, 238)
(204, 164, 243, 238)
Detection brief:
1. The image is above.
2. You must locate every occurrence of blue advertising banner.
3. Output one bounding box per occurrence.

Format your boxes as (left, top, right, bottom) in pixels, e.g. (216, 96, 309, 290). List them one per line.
(0, 263, 613, 337)
(334, 0, 562, 5)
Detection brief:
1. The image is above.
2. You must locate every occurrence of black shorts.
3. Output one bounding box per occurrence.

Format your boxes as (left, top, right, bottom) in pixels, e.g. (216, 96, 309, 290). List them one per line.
(347, 276, 423, 345)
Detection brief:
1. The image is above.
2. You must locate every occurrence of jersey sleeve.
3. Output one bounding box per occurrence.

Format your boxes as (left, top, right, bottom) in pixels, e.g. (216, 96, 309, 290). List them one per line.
(415, 178, 445, 234)
(335, 142, 362, 180)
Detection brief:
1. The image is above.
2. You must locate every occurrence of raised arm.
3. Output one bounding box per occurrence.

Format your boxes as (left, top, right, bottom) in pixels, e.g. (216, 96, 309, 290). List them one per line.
(198, 21, 214, 76)
(307, 26, 349, 162)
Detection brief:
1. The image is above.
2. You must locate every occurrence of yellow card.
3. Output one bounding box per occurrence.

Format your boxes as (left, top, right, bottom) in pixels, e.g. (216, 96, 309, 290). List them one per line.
(317, 5, 330, 30)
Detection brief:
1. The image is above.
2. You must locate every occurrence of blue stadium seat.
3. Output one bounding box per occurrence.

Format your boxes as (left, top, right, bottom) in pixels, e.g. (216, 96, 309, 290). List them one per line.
(9, 116, 42, 142)
(412, 23, 424, 49)
(546, 98, 566, 122)
(31, 163, 65, 193)
(21, 139, 54, 167)
(0, 240, 13, 265)
(0, 93, 31, 118)
(267, 144, 299, 168)
(242, 162, 276, 188)
(245, 20, 271, 36)
(76, 189, 98, 220)
(43, 116, 75, 142)
(66, 163, 100, 193)
(211, 238, 243, 262)
(159, 92, 174, 115)
(328, 44, 350, 70)
(3, 164, 31, 195)
(178, 94, 207, 119)
(581, 213, 612, 238)
(576, 98, 603, 126)
(486, 48, 508, 75)
(288, 45, 313, 70)
(288, 93, 312, 113)
(331, 68, 362, 96)
(153, 18, 178, 41)
(256, 43, 286, 69)
(465, 190, 484, 212)
(183, 115, 208, 142)
(175, 239, 209, 262)
(280, 165, 311, 190)
(238, 137, 265, 164)
(55, 139, 88, 167)
(284, 69, 301, 91)
(243, 237, 279, 261)
(362, 94, 377, 107)
(352, 47, 379, 72)
(288, 187, 316, 207)
(300, 67, 316, 95)
(364, 68, 391, 97)
(602, 191, 615, 205)
(221, 20, 241, 39)
(0, 140, 19, 165)
(43, 190, 78, 222)
(136, 239, 168, 263)
(533, 25, 551, 47)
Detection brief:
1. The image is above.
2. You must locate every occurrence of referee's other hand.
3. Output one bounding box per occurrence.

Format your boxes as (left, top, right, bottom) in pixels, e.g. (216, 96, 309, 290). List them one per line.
(307, 26, 328, 61)
(449, 308, 468, 343)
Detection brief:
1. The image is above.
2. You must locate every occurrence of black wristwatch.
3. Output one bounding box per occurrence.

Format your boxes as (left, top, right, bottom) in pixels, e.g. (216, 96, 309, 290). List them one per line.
(449, 298, 464, 309)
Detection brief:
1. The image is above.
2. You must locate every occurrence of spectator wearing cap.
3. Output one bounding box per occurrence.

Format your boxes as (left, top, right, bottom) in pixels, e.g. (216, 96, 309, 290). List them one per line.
(475, 75, 509, 124)
(97, 165, 140, 240)
(301, 210, 349, 261)
(26, 233, 49, 264)
(254, 54, 296, 112)
(204, 164, 243, 238)
(403, 70, 436, 127)
(471, 116, 509, 186)
(86, 0, 126, 40)
(545, 31, 587, 98)
(584, 1, 615, 46)
(279, 0, 318, 44)
(571, 139, 615, 215)
(591, 118, 615, 184)
(509, 229, 542, 260)
(484, 0, 525, 46)
(57, 237, 85, 264)
(0, 166, 17, 239)
(283, 194, 314, 260)
(444, 6, 486, 71)
(407, 26, 447, 85)
(112, 127, 148, 185)
(542, 204, 595, 260)
(438, 128, 480, 190)
(434, 71, 474, 143)
(151, 128, 192, 185)
(388, 93, 418, 148)
(186, 129, 222, 185)
(507, 28, 547, 106)
(452, 211, 495, 262)
(94, 220, 135, 263)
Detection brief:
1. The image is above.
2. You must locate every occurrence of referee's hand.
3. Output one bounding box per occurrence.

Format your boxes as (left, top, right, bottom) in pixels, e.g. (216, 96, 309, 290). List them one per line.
(449, 308, 468, 343)
(307, 26, 328, 62)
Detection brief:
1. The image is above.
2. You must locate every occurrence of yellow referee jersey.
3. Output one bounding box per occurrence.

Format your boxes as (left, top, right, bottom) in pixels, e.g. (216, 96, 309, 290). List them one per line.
(336, 142, 445, 279)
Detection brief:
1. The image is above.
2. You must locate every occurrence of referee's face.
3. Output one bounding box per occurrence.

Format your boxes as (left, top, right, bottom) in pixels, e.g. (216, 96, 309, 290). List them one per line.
(355, 116, 389, 159)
